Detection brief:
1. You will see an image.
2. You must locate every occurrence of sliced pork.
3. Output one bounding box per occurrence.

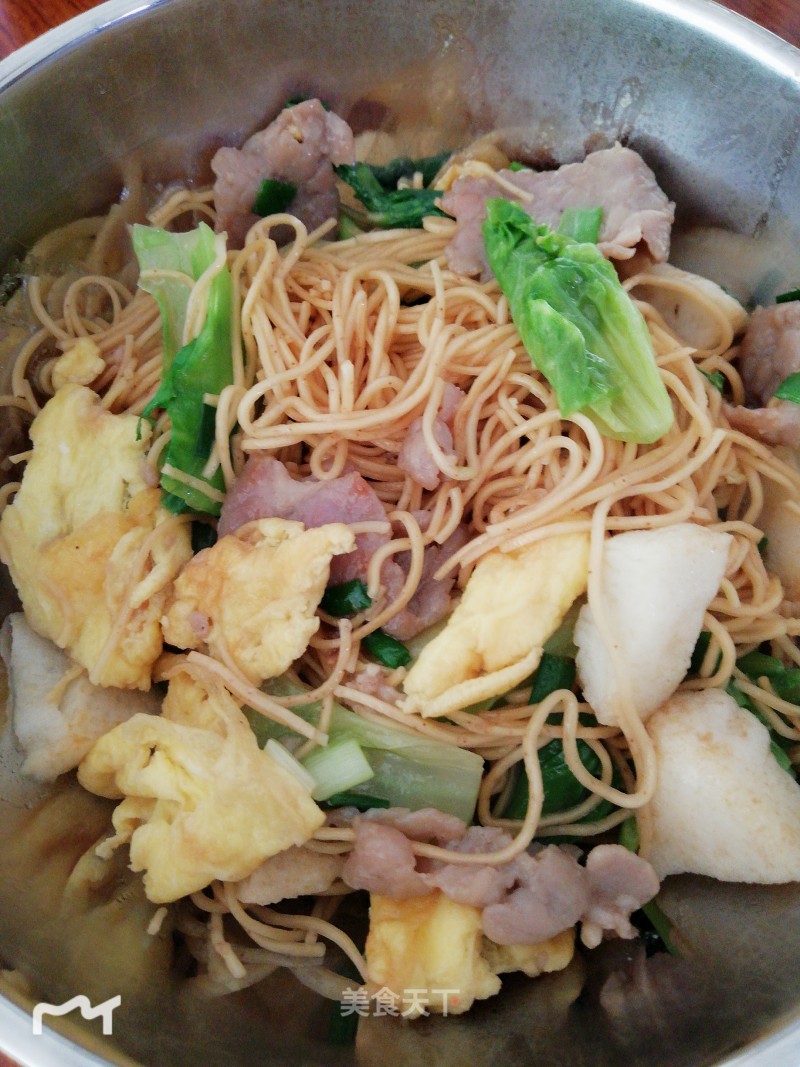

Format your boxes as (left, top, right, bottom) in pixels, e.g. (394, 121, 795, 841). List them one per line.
(725, 301, 800, 447)
(382, 522, 469, 641)
(211, 98, 355, 248)
(397, 383, 465, 491)
(235, 844, 344, 905)
(739, 301, 800, 404)
(342, 819, 430, 898)
(441, 143, 675, 277)
(580, 844, 661, 949)
(343, 811, 660, 947)
(218, 454, 397, 589)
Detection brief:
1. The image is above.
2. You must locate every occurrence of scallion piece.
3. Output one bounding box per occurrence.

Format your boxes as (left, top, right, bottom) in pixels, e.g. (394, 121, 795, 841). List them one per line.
(362, 629, 412, 668)
(321, 792, 391, 811)
(775, 288, 800, 304)
(320, 579, 372, 616)
(302, 737, 374, 802)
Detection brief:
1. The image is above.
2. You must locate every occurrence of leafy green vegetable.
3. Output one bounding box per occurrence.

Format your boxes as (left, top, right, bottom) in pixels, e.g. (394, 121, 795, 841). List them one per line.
(253, 178, 297, 217)
(133, 223, 213, 369)
(246, 677, 484, 822)
(367, 153, 450, 190)
(136, 222, 234, 516)
(504, 738, 611, 821)
(775, 288, 800, 304)
(191, 521, 218, 554)
(335, 162, 445, 229)
(774, 371, 800, 404)
(338, 215, 366, 240)
(504, 652, 614, 823)
(700, 368, 726, 393)
(320, 578, 372, 616)
(529, 652, 575, 704)
(726, 677, 794, 774)
(362, 630, 412, 669)
(483, 198, 674, 443)
(557, 206, 602, 244)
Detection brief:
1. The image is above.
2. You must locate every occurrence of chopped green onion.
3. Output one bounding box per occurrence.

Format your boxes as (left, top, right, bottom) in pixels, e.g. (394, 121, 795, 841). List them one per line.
(362, 629, 411, 669)
(302, 737, 374, 802)
(618, 815, 640, 852)
(619, 816, 680, 956)
(774, 371, 800, 404)
(328, 961, 363, 1045)
(758, 535, 769, 556)
(253, 178, 297, 217)
(775, 288, 800, 304)
(507, 161, 529, 172)
(321, 792, 391, 811)
(320, 579, 372, 616)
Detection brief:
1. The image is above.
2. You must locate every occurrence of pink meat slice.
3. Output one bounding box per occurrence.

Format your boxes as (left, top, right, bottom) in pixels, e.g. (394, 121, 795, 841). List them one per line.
(211, 98, 355, 248)
(725, 301, 800, 447)
(441, 143, 675, 277)
(218, 454, 394, 586)
(341, 813, 661, 948)
(397, 383, 465, 492)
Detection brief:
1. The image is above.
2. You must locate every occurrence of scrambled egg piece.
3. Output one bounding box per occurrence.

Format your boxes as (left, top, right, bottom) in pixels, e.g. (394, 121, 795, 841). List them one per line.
(481, 929, 575, 977)
(51, 338, 105, 390)
(78, 670, 325, 903)
(162, 517, 354, 684)
(401, 531, 590, 718)
(0, 384, 192, 689)
(365, 892, 575, 1016)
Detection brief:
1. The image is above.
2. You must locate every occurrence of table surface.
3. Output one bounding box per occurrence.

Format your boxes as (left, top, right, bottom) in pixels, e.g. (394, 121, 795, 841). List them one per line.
(1, 0, 800, 57)
(0, 0, 797, 1065)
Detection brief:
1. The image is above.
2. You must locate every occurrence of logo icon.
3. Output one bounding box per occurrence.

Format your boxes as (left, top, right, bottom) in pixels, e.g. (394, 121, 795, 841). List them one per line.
(32, 994, 121, 1035)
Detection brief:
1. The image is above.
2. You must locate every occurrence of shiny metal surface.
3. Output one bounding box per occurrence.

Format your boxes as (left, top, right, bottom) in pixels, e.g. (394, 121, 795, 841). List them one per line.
(2, 1, 800, 1064)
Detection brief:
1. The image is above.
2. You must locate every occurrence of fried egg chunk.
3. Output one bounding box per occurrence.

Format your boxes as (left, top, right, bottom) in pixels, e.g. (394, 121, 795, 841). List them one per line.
(401, 531, 590, 718)
(365, 891, 574, 1016)
(78, 671, 325, 903)
(0, 385, 192, 689)
(161, 517, 354, 685)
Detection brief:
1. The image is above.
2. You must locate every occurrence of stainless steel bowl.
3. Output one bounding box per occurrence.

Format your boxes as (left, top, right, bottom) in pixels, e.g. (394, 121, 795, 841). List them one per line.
(2, 1, 800, 1064)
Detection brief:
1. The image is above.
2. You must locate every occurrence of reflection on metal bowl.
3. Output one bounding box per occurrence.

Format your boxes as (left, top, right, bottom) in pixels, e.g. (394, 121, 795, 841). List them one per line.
(1, 0, 800, 1064)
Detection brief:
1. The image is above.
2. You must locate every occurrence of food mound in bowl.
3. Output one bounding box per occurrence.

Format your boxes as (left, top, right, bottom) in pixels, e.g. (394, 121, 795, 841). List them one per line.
(2, 94, 800, 1021)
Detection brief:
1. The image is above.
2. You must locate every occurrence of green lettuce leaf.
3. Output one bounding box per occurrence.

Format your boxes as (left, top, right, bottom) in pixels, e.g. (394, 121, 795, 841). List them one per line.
(483, 198, 674, 443)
